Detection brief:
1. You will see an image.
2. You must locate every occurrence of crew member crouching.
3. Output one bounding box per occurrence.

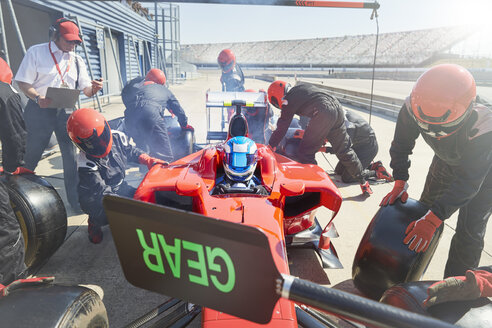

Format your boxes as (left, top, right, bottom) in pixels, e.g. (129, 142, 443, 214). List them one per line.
(67, 108, 167, 243)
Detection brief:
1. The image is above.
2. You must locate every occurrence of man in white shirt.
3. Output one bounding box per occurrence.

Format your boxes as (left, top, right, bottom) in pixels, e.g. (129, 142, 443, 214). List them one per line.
(15, 18, 103, 212)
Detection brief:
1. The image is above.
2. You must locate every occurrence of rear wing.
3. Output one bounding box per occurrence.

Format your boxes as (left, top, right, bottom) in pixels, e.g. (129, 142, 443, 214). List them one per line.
(206, 91, 268, 108)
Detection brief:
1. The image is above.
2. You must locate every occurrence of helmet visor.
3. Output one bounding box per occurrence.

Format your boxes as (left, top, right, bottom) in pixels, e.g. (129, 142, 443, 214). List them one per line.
(224, 152, 256, 170)
(219, 60, 234, 73)
(75, 122, 112, 157)
(412, 103, 472, 138)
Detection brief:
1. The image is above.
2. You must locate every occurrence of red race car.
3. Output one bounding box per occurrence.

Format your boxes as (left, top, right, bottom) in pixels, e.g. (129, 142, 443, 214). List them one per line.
(132, 100, 343, 327)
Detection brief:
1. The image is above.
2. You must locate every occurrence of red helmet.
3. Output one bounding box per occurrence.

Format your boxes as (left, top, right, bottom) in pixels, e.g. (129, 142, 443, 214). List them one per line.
(145, 68, 166, 85)
(268, 80, 290, 109)
(0, 58, 13, 84)
(67, 108, 113, 158)
(217, 49, 236, 73)
(410, 64, 476, 139)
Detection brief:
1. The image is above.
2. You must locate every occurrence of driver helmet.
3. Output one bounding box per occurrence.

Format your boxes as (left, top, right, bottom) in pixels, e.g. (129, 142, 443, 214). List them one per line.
(67, 108, 113, 158)
(223, 136, 258, 182)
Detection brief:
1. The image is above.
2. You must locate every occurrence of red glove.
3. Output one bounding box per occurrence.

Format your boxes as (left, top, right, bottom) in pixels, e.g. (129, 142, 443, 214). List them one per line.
(360, 181, 373, 195)
(138, 154, 168, 170)
(403, 210, 442, 253)
(424, 269, 492, 307)
(0, 167, 35, 175)
(380, 180, 408, 206)
(293, 129, 305, 139)
(182, 124, 194, 132)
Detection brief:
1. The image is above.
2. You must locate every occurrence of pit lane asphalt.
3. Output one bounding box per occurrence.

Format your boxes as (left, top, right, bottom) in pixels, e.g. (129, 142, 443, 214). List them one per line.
(34, 71, 492, 327)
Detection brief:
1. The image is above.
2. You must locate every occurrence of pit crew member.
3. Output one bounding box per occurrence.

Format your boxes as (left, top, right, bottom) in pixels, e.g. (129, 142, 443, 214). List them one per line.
(218, 49, 245, 92)
(380, 64, 492, 278)
(67, 108, 167, 244)
(267, 81, 373, 194)
(122, 68, 193, 162)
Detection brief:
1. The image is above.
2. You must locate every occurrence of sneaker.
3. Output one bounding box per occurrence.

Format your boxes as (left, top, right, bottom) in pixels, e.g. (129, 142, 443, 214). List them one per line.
(369, 161, 393, 182)
(360, 181, 373, 195)
(88, 222, 103, 244)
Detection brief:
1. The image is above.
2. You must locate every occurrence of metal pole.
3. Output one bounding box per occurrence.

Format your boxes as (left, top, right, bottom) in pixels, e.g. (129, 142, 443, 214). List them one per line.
(127, 35, 132, 81)
(143, 41, 152, 72)
(176, 6, 181, 78)
(161, 8, 167, 75)
(150, 0, 380, 9)
(368, 8, 379, 125)
(154, 0, 159, 68)
(72, 16, 102, 112)
(131, 35, 142, 76)
(106, 27, 124, 89)
(6, 0, 25, 55)
(101, 29, 110, 105)
(159, 47, 168, 81)
(0, 2, 10, 65)
(170, 3, 175, 83)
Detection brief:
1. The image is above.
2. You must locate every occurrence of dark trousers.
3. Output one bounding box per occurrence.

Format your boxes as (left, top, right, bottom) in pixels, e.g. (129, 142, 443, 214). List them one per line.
(296, 110, 332, 164)
(88, 182, 136, 227)
(420, 155, 492, 278)
(0, 181, 26, 285)
(23, 101, 79, 207)
(125, 102, 174, 162)
(335, 137, 378, 183)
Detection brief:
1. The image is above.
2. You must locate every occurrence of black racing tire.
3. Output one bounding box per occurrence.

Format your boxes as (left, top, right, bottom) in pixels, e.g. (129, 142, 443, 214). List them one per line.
(1, 174, 67, 271)
(0, 283, 109, 328)
(352, 198, 444, 300)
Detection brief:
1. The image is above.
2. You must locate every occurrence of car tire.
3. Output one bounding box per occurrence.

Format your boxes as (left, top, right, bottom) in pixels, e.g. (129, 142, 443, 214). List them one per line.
(0, 283, 109, 328)
(1, 174, 67, 271)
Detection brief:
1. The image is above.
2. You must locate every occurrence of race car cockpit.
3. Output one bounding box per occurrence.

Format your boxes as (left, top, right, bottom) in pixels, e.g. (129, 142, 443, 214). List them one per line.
(211, 136, 268, 196)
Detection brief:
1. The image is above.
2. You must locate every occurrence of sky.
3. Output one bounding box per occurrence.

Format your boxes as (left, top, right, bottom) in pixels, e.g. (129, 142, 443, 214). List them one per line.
(176, 0, 492, 44)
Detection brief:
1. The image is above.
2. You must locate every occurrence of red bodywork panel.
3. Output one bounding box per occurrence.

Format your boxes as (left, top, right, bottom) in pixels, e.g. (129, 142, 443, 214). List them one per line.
(134, 144, 342, 327)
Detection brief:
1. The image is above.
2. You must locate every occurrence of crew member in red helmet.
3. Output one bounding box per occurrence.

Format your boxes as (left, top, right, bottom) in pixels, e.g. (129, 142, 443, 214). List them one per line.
(67, 108, 167, 244)
(218, 49, 245, 92)
(380, 64, 492, 278)
(122, 68, 193, 162)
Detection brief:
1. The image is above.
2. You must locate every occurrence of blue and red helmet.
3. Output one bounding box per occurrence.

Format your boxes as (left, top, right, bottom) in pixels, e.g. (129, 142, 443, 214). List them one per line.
(223, 136, 258, 182)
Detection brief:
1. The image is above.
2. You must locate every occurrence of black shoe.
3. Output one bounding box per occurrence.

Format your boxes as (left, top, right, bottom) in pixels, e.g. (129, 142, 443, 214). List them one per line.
(88, 221, 103, 244)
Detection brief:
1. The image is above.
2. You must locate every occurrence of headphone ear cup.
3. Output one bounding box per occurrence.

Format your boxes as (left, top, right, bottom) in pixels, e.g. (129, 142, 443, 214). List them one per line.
(49, 25, 56, 39)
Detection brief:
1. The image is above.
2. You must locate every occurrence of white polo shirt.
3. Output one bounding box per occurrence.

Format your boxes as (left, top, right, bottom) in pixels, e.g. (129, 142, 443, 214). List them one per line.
(14, 41, 92, 97)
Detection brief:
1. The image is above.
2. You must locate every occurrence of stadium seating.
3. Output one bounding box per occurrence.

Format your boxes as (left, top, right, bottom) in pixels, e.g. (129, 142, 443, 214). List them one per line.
(180, 26, 470, 67)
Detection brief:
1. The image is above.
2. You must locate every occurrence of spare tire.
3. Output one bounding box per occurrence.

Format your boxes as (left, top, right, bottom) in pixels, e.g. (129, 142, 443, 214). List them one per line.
(0, 173, 67, 270)
(352, 198, 444, 300)
(0, 282, 108, 328)
(381, 281, 492, 328)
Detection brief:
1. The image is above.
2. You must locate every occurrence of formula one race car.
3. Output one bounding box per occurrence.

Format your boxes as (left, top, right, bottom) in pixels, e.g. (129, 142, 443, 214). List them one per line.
(115, 99, 343, 327)
(103, 100, 492, 328)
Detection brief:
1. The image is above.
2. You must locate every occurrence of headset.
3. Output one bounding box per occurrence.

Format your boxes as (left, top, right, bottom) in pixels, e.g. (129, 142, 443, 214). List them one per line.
(49, 17, 82, 42)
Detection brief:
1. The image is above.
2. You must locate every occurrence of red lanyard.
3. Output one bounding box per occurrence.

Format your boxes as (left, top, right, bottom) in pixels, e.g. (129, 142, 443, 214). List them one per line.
(48, 42, 71, 86)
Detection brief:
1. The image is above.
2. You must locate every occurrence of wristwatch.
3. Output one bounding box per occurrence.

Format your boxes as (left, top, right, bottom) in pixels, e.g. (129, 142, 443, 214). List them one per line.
(35, 95, 40, 104)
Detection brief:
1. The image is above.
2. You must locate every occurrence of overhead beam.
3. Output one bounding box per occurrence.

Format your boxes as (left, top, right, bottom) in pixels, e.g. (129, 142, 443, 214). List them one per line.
(141, 1, 380, 10)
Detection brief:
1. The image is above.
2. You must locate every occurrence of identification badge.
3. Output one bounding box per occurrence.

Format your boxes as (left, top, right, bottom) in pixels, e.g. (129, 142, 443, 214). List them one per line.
(60, 82, 69, 88)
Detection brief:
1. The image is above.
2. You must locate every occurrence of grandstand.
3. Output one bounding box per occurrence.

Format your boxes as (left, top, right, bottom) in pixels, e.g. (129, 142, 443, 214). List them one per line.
(180, 26, 471, 68)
